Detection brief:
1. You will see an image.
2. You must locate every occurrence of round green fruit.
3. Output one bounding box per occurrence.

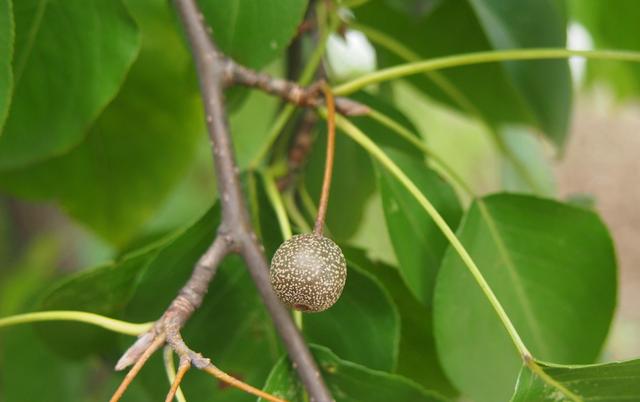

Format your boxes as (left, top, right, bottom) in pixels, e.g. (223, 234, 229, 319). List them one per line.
(270, 233, 347, 312)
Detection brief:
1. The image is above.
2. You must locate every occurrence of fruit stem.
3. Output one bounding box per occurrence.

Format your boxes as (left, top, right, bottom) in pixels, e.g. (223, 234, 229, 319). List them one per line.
(314, 82, 336, 235)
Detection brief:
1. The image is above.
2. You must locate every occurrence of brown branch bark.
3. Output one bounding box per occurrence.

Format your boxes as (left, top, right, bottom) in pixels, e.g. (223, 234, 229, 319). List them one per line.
(174, 1, 333, 399)
(114, 0, 334, 401)
(222, 58, 368, 116)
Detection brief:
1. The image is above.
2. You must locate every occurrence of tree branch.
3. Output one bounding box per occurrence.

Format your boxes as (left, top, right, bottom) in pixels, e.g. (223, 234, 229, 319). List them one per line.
(174, 0, 332, 398)
(113, 0, 334, 401)
(223, 57, 368, 116)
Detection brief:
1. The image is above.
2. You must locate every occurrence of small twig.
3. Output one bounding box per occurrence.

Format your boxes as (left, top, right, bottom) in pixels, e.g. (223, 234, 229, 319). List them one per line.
(223, 58, 368, 116)
(163, 347, 187, 402)
(203, 365, 288, 402)
(276, 111, 317, 192)
(313, 83, 336, 235)
(165, 358, 190, 402)
(110, 335, 166, 402)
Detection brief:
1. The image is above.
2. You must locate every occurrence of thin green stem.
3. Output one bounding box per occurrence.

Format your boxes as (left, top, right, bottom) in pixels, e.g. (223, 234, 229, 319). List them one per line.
(249, 15, 339, 170)
(332, 113, 531, 359)
(163, 347, 187, 402)
(284, 191, 313, 233)
(298, 182, 318, 223)
(366, 107, 476, 198)
(334, 48, 640, 96)
(262, 172, 302, 330)
(352, 22, 481, 117)
(0, 311, 152, 336)
(261, 171, 293, 240)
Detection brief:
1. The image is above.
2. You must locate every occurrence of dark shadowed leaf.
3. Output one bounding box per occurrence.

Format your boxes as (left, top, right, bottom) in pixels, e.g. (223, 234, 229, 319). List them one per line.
(0, 0, 204, 245)
(434, 193, 617, 402)
(467, 0, 571, 146)
(198, 0, 308, 69)
(376, 148, 462, 306)
(0, 0, 139, 169)
(355, 0, 571, 147)
(511, 359, 640, 401)
(260, 345, 447, 402)
(0, 0, 12, 131)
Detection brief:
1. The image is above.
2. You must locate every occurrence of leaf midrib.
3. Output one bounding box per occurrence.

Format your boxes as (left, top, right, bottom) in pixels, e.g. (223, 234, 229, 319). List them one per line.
(476, 200, 551, 358)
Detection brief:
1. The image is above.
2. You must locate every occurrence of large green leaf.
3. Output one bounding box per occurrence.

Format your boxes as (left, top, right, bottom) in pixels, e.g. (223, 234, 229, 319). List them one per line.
(198, 0, 307, 69)
(511, 359, 640, 401)
(377, 148, 462, 306)
(0, 0, 204, 245)
(568, 0, 640, 99)
(260, 345, 447, 402)
(0, 0, 140, 169)
(355, 0, 571, 147)
(303, 264, 400, 371)
(0, 0, 12, 131)
(344, 247, 457, 397)
(434, 193, 617, 402)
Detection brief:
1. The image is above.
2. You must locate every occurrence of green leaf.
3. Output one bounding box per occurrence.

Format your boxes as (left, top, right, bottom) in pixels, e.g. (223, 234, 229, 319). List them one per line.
(568, 0, 640, 99)
(434, 193, 617, 402)
(0, 0, 204, 244)
(303, 264, 400, 371)
(467, 0, 571, 146)
(36, 239, 168, 358)
(376, 148, 462, 306)
(260, 345, 447, 402)
(0, 0, 13, 131)
(511, 359, 640, 401)
(355, 0, 572, 147)
(0, 0, 140, 169)
(198, 0, 308, 69)
(344, 247, 457, 397)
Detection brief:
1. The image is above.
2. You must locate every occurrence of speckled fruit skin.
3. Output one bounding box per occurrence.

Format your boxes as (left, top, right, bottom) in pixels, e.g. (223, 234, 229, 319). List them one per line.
(270, 233, 347, 312)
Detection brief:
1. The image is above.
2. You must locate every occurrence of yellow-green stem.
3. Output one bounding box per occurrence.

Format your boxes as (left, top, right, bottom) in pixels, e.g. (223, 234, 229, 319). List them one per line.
(0, 311, 152, 336)
(334, 48, 640, 96)
(284, 191, 313, 233)
(366, 107, 476, 198)
(354, 24, 543, 193)
(163, 347, 188, 402)
(261, 171, 293, 240)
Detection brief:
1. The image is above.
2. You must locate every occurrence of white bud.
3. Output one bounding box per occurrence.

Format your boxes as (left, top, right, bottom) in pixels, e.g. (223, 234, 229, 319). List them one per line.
(567, 22, 594, 87)
(325, 29, 377, 83)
